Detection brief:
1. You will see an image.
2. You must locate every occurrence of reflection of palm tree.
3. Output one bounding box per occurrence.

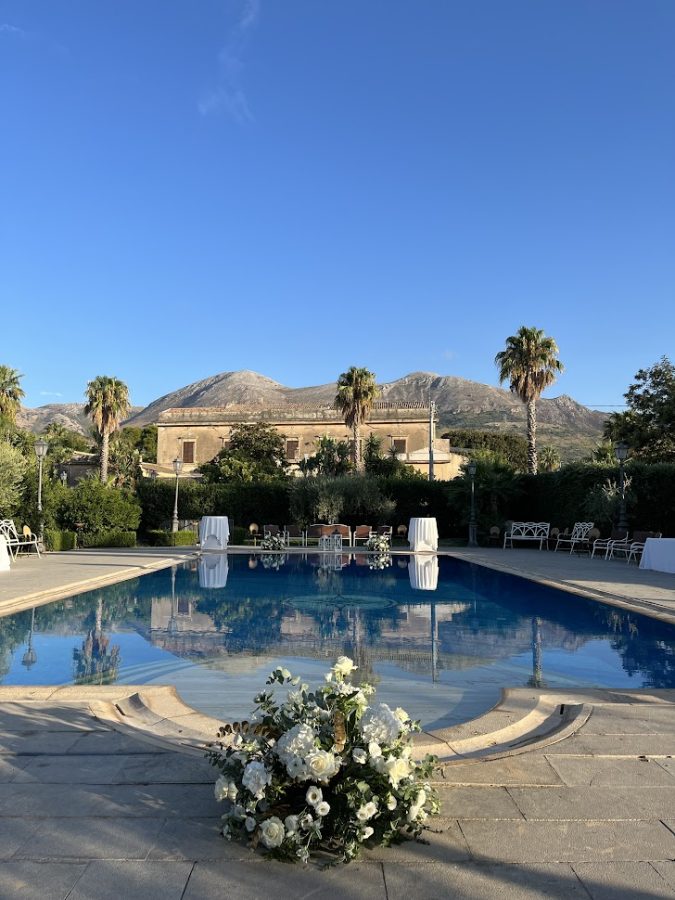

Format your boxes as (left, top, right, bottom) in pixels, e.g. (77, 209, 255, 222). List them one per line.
(21, 608, 38, 670)
(73, 597, 121, 684)
(527, 616, 545, 688)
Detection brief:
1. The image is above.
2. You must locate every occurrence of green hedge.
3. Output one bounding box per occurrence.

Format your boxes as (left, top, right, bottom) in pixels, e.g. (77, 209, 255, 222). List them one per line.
(78, 530, 137, 548)
(147, 529, 198, 547)
(44, 529, 77, 552)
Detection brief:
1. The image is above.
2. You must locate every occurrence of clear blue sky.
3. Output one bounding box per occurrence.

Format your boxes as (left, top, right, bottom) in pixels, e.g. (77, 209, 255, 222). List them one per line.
(2, 1, 673, 411)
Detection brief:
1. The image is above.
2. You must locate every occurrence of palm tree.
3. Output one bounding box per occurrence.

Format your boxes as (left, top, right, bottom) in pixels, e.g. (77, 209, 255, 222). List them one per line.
(84, 376, 130, 482)
(335, 367, 380, 470)
(0, 365, 25, 426)
(495, 327, 564, 474)
(539, 445, 561, 472)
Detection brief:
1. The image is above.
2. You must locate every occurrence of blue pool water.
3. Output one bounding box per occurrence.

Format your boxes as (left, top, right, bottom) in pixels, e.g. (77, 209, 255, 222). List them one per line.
(1, 553, 674, 729)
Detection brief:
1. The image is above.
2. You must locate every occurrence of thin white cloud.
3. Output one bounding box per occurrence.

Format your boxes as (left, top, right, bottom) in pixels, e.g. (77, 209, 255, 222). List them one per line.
(0, 23, 26, 37)
(199, 0, 260, 122)
(40, 391, 63, 398)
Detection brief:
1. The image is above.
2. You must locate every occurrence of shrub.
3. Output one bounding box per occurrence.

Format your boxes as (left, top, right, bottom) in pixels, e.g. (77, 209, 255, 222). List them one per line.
(79, 530, 136, 548)
(58, 478, 141, 534)
(230, 525, 247, 545)
(0, 441, 27, 517)
(44, 529, 77, 551)
(147, 529, 198, 547)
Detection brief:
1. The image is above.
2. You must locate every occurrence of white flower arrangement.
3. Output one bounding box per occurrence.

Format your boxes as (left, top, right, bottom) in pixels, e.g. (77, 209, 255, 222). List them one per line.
(207, 656, 439, 864)
(259, 534, 286, 551)
(365, 533, 392, 569)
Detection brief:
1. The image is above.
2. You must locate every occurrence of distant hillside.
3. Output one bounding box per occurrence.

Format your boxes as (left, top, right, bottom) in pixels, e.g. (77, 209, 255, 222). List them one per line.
(126, 370, 606, 458)
(18, 370, 606, 458)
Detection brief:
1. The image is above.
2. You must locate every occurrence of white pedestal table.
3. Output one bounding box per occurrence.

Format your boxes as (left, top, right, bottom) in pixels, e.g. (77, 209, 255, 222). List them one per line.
(408, 517, 439, 552)
(199, 516, 230, 551)
(640, 538, 675, 574)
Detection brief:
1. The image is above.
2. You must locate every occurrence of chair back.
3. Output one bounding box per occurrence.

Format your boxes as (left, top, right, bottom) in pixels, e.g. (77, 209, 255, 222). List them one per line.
(332, 524, 350, 539)
(307, 524, 323, 538)
(285, 525, 303, 538)
(0, 520, 19, 541)
(354, 525, 372, 540)
(570, 522, 594, 539)
(376, 525, 393, 537)
(263, 524, 279, 537)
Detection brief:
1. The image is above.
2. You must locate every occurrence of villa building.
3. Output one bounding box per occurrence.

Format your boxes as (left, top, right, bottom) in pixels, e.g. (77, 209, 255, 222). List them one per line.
(150, 402, 466, 480)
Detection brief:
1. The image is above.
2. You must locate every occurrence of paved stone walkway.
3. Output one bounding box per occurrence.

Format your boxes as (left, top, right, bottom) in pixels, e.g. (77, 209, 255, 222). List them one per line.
(1, 690, 675, 898)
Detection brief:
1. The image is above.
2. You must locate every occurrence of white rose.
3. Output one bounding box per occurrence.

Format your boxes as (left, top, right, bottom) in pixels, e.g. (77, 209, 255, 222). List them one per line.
(279, 667, 291, 679)
(259, 816, 285, 849)
(394, 707, 409, 723)
(284, 815, 299, 833)
(356, 801, 378, 822)
(244, 816, 256, 832)
(386, 795, 397, 810)
(360, 826, 374, 840)
(242, 761, 271, 799)
(306, 786, 323, 806)
(305, 750, 339, 782)
(332, 656, 357, 677)
(214, 775, 229, 802)
(384, 756, 411, 787)
(352, 748, 368, 765)
(315, 801, 330, 817)
(368, 741, 382, 758)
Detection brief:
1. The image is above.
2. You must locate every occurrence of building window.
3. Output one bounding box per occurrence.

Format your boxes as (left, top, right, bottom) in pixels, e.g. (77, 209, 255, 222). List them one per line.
(182, 441, 195, 464)
(392, 438, 407, 456)
(286, 439, 299, 461)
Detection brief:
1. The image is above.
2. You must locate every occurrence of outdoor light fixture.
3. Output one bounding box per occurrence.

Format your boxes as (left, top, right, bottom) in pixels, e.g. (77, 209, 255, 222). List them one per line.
(60, 471, 68, 486)
(467, 461, 478, 547)
(172, 457, 183, 533)
(614, 442, 629, 532)
(34, 439, 49, 544)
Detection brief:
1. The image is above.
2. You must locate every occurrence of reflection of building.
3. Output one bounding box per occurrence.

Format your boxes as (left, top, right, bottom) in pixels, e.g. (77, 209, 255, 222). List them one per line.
(152, 403, 467, 480)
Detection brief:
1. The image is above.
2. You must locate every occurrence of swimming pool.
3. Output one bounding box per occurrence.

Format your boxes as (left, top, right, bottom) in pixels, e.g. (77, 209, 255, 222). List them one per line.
(1, 552, 674, 729)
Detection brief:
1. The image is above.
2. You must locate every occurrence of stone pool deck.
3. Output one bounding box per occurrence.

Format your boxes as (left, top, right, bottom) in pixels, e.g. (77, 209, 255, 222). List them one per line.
(1, 685, 675, 898)
(1, 546, 675, 897)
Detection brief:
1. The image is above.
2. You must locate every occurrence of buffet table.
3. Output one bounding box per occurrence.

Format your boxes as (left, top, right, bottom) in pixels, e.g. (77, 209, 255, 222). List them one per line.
(199, 516, 230, 551)
(0, 535, 10, 572)
(640, 538, 675, 574)
(408, 517, 439, 552)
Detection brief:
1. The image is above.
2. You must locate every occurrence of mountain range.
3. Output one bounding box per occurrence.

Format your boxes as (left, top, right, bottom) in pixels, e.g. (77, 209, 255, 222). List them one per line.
(17, 370, 607, 458)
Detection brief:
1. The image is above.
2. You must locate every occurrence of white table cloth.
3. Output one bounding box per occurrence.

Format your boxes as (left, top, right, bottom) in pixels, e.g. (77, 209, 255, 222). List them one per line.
(408, 517, 439, 552)
(199, 516, 230, 550)
(640, 538, 675, 574)
(408, 556, 439, 591)
(198, 555, 229, 588)
(0, 535, 10, 572)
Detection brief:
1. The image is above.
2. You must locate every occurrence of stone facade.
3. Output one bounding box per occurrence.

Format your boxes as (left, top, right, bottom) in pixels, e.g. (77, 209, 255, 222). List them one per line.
(153, 403, 466, 480)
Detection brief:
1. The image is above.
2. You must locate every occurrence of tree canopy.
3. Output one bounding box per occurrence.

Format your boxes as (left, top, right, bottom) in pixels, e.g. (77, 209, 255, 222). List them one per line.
(200, 423, 288, 483)
(0, 365, 24, 430)
(84, 375, 131, 482)
(604, 356, 675, 462)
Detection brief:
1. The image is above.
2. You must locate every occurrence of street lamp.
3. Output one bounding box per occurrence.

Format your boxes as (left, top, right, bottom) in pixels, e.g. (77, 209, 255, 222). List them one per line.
(467, 460, 478, 547)
(614, 441, 629, 533)
(60, 471, 68, 487)
(171, 457, 183, 533)
(34, 438, 49, 544)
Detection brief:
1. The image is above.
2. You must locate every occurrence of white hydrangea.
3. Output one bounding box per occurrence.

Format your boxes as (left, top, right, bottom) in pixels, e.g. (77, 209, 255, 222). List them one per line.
(286, 755, 308, 780)
(358, 703, 403, 744)
(276, 723, 317, 766)
(241, 761, 271, 799)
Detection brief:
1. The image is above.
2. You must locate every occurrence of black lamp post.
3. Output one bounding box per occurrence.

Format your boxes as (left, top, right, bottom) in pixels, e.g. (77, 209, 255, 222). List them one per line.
(34, 438, 49, 544)
(615, 441, 629, 533)
(468, 461, 478, 547)
(171, 457, 183, 533)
